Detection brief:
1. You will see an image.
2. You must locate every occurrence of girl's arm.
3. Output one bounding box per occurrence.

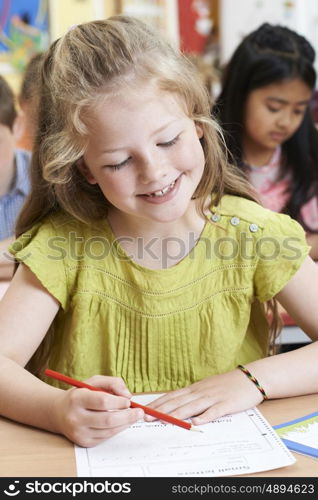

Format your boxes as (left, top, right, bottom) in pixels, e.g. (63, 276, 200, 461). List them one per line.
(145, 256, 318, 424)
(0, 236, 15, 280)
(306, 233, 318, 261)
(0, 264, 143, 447)
(274, 255, 318, 340)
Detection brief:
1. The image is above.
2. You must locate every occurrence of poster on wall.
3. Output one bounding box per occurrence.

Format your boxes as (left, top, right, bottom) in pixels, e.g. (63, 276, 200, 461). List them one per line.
(178, 0, 213, 53)
(119, 0, 179, 45)
(121, 0, 167, 30)
(0, 0, 49, 74)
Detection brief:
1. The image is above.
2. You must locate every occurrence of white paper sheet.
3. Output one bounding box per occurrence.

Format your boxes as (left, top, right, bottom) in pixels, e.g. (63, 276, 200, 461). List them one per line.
(75, 394, 295, 477)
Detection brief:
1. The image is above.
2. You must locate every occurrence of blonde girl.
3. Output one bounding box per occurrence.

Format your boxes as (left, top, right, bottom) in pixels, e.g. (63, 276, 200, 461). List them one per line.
(0, 16, 317, 448)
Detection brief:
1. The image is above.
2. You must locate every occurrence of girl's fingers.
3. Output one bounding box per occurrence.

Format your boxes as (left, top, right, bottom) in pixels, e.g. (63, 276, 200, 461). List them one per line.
(145, 389, 200, 419)
(92, 424, 132, 440)
(145, 395, 215, 422)
(68, 408, 144, 447)
(88, 408, 144, 429)
(168, 396, 217, 421)
(148, 388, 190, 408)
(79, 424, 134, 448)
(69, 387, 131, 411)
(84, 375, 132, 398)
(191, 403, 229, 425)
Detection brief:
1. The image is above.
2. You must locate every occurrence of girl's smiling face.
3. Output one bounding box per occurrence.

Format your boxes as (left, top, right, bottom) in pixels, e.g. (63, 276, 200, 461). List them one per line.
(81, 84, 205, 226)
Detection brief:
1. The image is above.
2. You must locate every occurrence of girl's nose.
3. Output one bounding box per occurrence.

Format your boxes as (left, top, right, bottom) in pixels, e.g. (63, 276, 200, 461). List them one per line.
(276, 110, 292, 129)
(138, 153, 168, 184)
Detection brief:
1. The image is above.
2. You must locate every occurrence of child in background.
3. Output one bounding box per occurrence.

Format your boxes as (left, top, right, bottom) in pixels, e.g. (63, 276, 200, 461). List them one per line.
(0, 17, 317, 448)
(18, 52, 43, 151)
(214, 23, 318, 260)
(0, 75, 31, 280)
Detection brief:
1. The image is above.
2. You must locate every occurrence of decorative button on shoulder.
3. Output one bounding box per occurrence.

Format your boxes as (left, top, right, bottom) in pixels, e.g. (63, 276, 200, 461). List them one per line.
(211, 213, 221, 222)
(230, 216, 240, 226)
(249, 223, 259, 233)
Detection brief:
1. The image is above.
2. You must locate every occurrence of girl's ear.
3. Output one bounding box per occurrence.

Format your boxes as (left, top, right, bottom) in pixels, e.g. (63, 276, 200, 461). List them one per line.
(195, 123, 204, 139)
(77, 158, 98, 185)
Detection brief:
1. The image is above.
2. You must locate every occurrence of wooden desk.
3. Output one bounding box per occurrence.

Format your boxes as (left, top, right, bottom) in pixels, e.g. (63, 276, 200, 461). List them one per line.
(1, 393, 318, 477)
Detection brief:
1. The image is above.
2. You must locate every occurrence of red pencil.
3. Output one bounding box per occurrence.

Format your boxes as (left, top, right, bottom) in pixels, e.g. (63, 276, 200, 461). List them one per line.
(44, 368, 202, 432)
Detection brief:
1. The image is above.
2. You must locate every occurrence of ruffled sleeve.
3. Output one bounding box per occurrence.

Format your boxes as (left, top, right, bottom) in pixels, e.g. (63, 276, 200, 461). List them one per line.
(254, 212, 310, 302)
(9, 218, 69, 309)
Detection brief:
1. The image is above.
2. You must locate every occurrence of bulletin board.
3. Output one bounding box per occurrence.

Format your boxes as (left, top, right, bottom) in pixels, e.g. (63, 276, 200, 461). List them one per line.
(178, 0, 213, 53)
(118, 0, 179, 46)
(0, 0, 49, 75)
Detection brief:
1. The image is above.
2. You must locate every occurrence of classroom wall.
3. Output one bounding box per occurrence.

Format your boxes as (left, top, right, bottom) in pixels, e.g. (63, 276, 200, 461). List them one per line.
(219, 0, 318, 78)
(49, 0, 106, 41)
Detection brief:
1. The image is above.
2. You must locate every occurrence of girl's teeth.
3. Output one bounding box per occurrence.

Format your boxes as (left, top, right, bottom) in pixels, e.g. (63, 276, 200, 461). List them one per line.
(149, 180, 176, 197)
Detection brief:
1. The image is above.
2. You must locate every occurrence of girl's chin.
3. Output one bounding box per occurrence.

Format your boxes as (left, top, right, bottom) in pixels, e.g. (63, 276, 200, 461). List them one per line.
(146, 213, 186, 224)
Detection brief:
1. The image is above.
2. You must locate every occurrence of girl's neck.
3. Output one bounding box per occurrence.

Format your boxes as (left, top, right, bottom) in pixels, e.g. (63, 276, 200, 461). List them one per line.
(108, 201, 206, 238)
(107, 205, 207, 270)
(242, 139, 276, 168)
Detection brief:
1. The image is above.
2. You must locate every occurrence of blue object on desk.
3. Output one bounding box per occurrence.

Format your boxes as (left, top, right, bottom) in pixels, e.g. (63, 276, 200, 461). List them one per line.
(274, 412, 318, 459)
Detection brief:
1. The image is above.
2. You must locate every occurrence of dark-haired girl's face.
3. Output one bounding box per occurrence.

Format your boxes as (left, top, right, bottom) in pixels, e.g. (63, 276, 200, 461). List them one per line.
(242, 78, 312, 165)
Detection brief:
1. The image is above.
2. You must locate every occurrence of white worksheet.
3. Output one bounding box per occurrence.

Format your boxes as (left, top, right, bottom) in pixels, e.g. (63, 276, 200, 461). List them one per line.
(75, 394, 295, 477)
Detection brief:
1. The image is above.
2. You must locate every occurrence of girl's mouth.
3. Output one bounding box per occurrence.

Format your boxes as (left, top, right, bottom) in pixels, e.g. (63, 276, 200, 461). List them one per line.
(270, 132, 286, 141)
(137, 174, 182, 204)
(144, 179, 177, 197)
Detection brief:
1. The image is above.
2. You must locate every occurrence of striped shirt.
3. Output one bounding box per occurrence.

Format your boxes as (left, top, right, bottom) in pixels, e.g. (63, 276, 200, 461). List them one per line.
(0, 149, 31, 240)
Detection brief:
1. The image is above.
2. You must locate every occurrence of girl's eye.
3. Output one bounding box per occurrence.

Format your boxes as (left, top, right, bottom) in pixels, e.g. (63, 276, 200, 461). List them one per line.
(108, 157, 131, 170)
(157, 135, 180, 147)
(294, 109, 306, 116)
(105, 135, 180, 170)
(267, 106, 280, 113)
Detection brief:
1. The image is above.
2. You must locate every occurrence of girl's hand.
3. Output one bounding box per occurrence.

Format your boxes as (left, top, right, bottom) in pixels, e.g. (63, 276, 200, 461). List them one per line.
(50, 376, 144, 447)
(145, 370, 264, 425)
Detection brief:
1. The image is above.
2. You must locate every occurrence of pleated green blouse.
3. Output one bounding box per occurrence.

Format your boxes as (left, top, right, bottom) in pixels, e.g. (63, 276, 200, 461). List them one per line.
(10, 195, 309, 392)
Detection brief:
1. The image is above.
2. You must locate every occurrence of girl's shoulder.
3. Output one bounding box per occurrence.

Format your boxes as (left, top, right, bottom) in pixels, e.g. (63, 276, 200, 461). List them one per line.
(9, 213, 112, 311)
(211, 194, 310, 247)
(213, 194, 292, 230)
(211, 195, 310, 304)
(22, 212, 109, 239)
(9, 212, 110, 258)
(48, 212, 108, 236)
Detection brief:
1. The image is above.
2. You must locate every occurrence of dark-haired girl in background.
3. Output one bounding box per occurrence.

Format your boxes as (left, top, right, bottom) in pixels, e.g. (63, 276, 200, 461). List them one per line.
(214, 23, 318, 260)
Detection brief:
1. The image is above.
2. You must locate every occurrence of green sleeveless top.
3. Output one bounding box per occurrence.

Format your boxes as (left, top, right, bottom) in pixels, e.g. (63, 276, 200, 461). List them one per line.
(10, 195, 309, 392)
